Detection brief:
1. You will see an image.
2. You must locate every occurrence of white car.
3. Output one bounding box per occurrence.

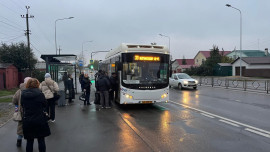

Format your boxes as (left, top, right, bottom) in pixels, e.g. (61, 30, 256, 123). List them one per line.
(169, 73, 198, 90)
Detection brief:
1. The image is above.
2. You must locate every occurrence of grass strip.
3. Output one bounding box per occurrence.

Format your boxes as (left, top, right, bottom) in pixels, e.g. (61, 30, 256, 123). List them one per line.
(0, 97, 12, 103)
(0, 88, 18, 97)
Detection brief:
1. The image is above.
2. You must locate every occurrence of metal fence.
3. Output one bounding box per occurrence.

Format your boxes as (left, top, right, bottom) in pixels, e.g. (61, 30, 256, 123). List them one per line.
(193, 76, 270, 94)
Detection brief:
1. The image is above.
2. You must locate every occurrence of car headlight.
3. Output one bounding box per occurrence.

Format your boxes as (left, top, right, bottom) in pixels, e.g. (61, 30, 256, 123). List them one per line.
(195, 80, 198, 84)
(183, 81, 188, 84)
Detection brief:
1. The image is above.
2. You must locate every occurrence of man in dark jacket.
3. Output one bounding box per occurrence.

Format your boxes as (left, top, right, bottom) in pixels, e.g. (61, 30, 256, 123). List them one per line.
(109, 72, 118, 104)
(66, 74, 75, 104)
(81, 73, 92, 105)
(79, 71, 84, 92)
(96, 71, 111, 108)
(21, 78, 50, 152)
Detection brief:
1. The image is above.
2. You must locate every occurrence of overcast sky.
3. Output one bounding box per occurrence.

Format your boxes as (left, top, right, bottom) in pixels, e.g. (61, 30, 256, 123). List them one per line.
(1, 0, 270, 63)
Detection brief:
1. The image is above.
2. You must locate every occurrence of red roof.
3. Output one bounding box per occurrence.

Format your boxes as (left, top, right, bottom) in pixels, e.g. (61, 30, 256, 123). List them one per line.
(175, 59, 195, 65)
(199, 51, 231, 58)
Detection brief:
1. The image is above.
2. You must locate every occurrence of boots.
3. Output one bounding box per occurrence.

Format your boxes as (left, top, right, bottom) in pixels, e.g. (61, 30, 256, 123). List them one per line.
(16, 139, 22, 147)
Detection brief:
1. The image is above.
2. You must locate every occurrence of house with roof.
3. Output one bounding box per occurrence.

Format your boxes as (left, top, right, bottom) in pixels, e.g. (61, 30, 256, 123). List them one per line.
(171, 59, 195, 73)
(194, 51, 231, 66)
(0, 63, 18, 90)
(227, 49, 269, 60)
(231, 57, 270, 78)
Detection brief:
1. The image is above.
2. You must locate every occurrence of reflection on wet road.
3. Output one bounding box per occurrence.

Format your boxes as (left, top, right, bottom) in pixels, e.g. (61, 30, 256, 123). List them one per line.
(113, 86, 270, 152)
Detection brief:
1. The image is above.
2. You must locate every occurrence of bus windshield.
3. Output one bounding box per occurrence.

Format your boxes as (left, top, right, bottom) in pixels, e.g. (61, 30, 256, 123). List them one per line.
(122, 53, 169, 88)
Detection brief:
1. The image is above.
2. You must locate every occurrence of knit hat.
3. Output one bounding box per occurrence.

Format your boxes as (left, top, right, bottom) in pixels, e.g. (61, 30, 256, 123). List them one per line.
(45, 73, 51, 78)
(24, 77, 31, 84)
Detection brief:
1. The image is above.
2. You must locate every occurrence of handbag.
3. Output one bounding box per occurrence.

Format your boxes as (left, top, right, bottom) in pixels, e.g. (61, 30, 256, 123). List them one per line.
(13, 111, 22, 121)
(13, 91, 22, 121)
(79, 92, 86, 101)
(46, 82, 60, 100)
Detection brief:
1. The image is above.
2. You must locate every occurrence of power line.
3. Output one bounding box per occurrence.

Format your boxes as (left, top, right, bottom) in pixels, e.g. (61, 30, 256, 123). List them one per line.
(32, 18, 54, 47)
(0, 20, 24, 31)
(0, 1, 22, 15)
(1, 34, 24, 43)
(0, 34, 25, 40)
(0, 15, 25, 29)
(9, 0, 25, 11)
(30, 42, 43, 55)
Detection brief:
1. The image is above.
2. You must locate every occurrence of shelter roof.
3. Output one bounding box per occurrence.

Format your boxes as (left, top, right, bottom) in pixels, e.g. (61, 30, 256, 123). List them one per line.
(40, 54, 77, 64)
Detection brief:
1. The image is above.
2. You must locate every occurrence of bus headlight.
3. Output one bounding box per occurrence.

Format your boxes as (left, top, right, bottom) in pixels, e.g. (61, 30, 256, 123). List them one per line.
(125, 94, 133, 99)
(161, 93, 167, 99)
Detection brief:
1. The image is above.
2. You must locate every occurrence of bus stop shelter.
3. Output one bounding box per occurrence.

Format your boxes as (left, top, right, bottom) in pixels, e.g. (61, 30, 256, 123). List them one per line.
(40, 54, 78, 94)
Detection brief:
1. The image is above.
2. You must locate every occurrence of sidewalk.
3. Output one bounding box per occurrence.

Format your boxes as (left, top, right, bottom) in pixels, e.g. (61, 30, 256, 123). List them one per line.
(0, 90, 150, 152)
(0, 95, 13, 99)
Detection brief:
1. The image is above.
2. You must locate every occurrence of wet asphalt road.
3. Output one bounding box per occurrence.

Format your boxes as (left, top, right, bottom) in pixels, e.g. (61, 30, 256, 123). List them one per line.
(0, 85, 270, 152)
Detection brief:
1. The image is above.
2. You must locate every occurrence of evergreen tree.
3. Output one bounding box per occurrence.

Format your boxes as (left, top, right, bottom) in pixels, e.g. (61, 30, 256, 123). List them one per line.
(0, 42, 37, 72)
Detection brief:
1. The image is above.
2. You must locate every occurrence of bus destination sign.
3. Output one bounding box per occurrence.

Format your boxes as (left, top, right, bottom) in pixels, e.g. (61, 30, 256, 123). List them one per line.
(134, 55, 160, 61)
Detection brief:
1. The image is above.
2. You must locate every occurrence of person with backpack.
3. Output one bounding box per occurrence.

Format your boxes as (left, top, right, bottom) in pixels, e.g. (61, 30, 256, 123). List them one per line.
(39, 73, 59, 122)
(96, 71, 111, 108)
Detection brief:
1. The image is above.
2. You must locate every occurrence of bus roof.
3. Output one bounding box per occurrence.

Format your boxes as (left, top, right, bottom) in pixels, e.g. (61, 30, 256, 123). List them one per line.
(105, 43, 169, 59)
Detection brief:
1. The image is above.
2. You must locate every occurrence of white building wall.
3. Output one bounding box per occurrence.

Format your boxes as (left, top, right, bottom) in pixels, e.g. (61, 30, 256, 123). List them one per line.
(232, 59, 270, 76)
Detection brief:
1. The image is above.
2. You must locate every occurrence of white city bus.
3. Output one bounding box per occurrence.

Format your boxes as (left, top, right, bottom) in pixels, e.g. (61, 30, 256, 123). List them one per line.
(100, 43, 170, 104)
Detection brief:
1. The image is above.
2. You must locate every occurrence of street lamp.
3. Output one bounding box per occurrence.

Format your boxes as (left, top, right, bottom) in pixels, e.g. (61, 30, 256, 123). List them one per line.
(159, 34, 170, 51)
(55, 17, 74, 55)
(226, 4, 242, 77)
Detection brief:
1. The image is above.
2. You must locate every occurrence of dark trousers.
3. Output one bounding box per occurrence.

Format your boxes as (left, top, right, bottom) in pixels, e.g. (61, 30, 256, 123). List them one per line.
(46, 98, 55, 120)
(109, 90, 118, 103)
(26, 137, 46, 152)
(84, 92, 90, 104)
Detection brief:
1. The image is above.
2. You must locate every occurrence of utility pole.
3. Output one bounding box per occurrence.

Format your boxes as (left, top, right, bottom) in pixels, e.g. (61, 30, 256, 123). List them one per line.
(21, 6, 34, 75)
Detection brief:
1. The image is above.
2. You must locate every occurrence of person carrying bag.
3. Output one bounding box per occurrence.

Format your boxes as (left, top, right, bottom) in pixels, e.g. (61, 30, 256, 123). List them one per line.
(39, 73, 59, 122)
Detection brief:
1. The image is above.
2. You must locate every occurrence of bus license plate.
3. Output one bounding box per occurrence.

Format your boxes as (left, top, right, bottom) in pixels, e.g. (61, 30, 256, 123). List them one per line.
(142, 101, 152, 104)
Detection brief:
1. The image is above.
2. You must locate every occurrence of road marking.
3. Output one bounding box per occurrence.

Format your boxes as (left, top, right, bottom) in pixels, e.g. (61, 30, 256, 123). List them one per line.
(245, 128, 270, 138)
(200, 113, 215, 118)
(169, 100, 270, 138)
(219, 119, 240, 127)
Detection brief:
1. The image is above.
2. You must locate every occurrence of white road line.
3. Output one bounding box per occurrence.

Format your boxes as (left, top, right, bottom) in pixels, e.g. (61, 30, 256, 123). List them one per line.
(201, 113, 215, 118)
(245, 128, 270, 138)
(219, 119, 240, 127)
(169, 100, 270, 137)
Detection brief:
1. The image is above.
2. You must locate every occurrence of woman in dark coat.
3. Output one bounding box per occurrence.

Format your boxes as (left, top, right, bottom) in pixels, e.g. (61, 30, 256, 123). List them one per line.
(81, 73, 92, 105)
(21, 78, 51, 152)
